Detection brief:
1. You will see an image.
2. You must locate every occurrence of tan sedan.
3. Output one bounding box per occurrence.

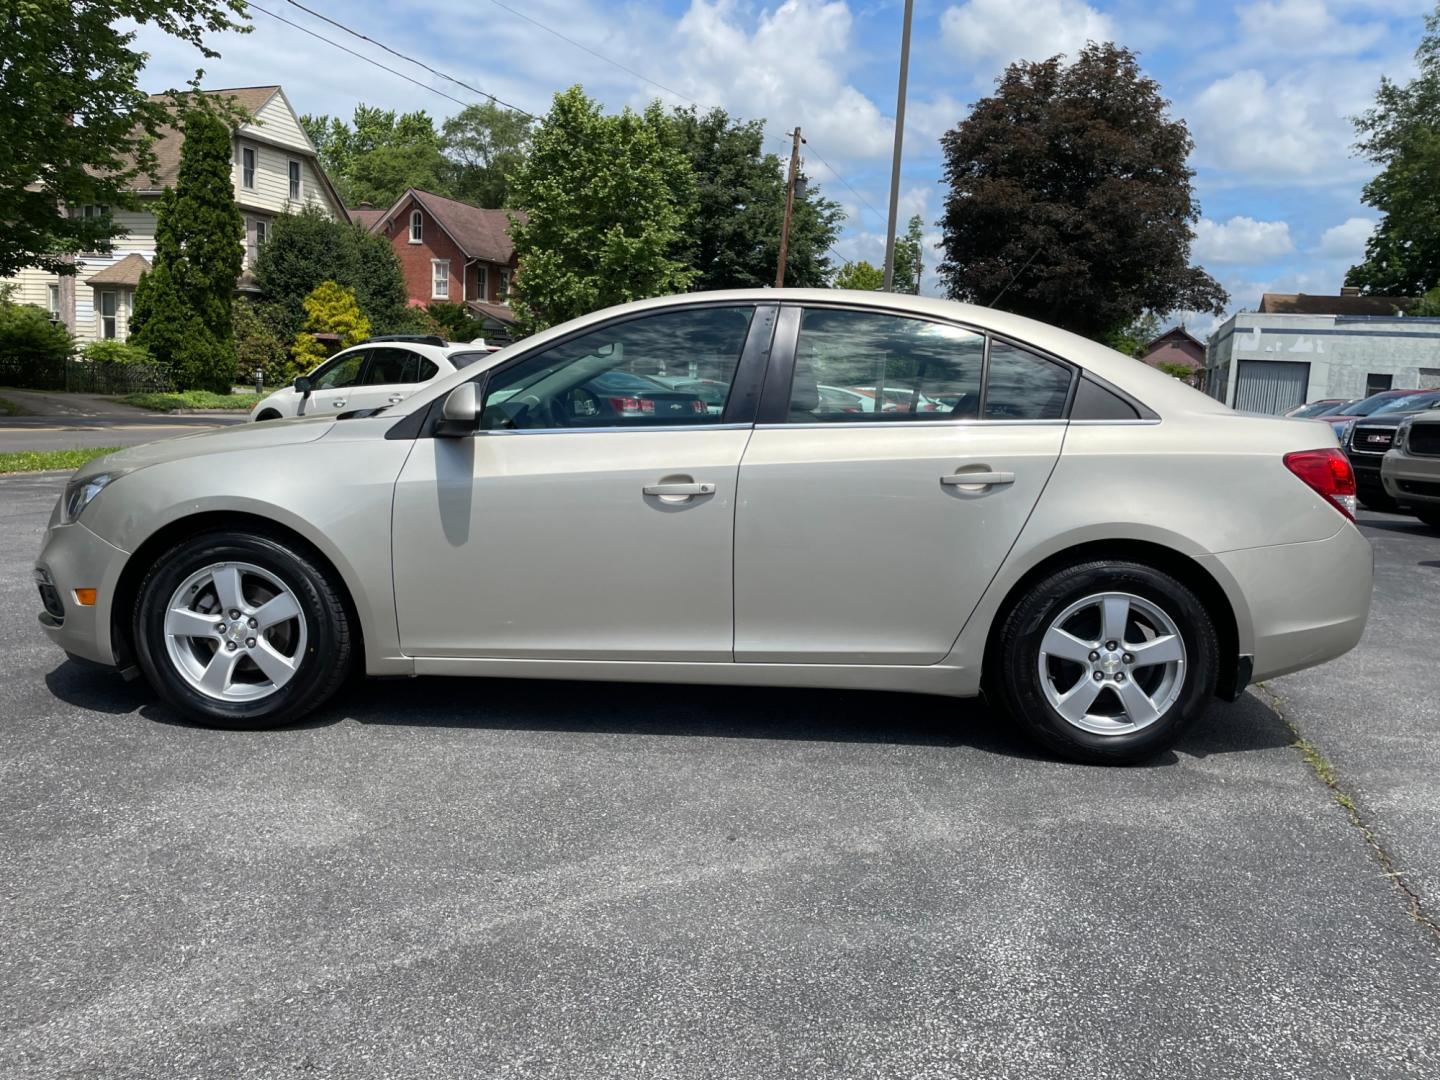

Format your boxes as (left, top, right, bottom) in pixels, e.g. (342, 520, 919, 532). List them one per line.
(34, 290, 1372, 763)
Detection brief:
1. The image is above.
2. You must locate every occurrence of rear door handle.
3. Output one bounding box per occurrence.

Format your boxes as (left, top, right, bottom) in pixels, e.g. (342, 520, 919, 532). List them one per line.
(941, 471, 1015, 486)
(643, 482, 716, 496)
(387, 395, 405, 403)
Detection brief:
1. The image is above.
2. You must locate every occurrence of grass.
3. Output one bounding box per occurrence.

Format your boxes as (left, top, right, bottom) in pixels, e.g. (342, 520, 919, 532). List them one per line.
(0, 447, 122, 474)
(0, 396, 27, 416)
(118, 390, 261, 412)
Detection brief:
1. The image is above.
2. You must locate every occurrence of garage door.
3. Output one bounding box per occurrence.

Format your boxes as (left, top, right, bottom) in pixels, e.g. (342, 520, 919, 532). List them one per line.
(1234, 359, 1310, 414)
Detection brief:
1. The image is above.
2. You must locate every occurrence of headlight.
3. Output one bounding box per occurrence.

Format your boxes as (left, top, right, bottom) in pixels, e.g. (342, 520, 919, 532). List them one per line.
(60, 471, 126, 524)
(1338, 419, 1355, 447)
(1394, 415, 1414, 450)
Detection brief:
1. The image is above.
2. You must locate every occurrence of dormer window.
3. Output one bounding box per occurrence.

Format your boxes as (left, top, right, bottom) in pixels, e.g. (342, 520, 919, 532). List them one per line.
(409, 210, 423, 244)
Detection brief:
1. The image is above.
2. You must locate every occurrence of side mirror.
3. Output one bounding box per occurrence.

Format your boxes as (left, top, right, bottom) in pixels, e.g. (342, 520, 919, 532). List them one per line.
(435, 382, 480, 437)
(293, 375, 312, 397)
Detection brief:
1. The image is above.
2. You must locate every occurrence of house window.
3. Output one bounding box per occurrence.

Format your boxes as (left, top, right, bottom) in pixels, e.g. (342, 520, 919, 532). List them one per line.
(46, 284, 60, 320)
(99, 290, 117, 340)
(288, 160, 301, 200)
(499, 268, 511, 303)
(242, 146, 256, 189)
(409, 210, 423, 243)
(1366, 373, 1393, 396)
(476, 265, 488, 300)
(79, 204, 109, 220)
(431, 259, 450, 300)
(256, 219, 268, 249)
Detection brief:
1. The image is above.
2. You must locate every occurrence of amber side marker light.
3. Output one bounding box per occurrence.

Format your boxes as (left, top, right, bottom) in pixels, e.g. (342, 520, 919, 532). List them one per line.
(72, 588, 98, 607)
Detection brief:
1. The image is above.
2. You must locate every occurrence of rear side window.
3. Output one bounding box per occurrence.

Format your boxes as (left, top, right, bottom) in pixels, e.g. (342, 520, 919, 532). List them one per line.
(361, 348, 430, 386)
(787, 308, 984, 421)
(984, 341, 1073, 419)
(449, 350, 493, 370)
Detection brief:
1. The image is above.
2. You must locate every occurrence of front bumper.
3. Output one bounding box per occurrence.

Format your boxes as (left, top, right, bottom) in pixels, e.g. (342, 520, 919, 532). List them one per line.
(1200, 522, 1373, 684)
(34, 518, 130, 666)
(1381, 449, 1440, 507)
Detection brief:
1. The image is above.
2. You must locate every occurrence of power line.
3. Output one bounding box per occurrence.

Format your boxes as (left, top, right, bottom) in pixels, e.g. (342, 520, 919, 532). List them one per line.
(805, 147, 886, 226)
(246, 3, 475, 111)
(284, 0, 536, 119)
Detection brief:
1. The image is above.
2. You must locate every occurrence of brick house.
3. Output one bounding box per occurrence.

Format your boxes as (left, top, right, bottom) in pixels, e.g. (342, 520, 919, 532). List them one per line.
(1140, 325, 1206, 378)
(357, 189, 522, 340)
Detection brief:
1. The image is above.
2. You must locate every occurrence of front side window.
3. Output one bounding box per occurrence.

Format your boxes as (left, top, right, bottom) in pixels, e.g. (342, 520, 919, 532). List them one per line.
(99, 290, 117, 340)
(241, 146, 256, 188)
(409, 210, 423, 243)
(786, 308, 984, 422)
(481, 306, 754, 430)
(983, 341, 1073, 419)
(432, 259, 450, 300)
(311, 350, 367, 391)
(288, 160, 301, 200)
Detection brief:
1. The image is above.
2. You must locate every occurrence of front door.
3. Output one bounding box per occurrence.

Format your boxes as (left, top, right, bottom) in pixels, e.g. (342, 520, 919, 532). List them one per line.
(298, 348, 368, 417)
(734, 307, 1071, 665)
(392, 304, 765, 660)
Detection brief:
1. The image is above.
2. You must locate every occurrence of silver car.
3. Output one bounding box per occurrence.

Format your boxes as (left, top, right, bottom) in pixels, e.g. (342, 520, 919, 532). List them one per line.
(1381, 409, 1440, 529)
(34, 290, 1373, 764)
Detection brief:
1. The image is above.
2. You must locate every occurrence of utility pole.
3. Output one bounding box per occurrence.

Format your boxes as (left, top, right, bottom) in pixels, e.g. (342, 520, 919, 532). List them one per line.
(776, 127, 803, 288)
(881, 0, 915, 292)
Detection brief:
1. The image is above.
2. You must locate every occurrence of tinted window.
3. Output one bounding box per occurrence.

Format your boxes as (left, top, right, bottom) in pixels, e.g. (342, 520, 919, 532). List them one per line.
(311, 351, 366, 391)
(481, 306, 753, 430)
(361, 348, 428, 386)
(984, 341, 1072, 419)
(788, 309, 984, 422)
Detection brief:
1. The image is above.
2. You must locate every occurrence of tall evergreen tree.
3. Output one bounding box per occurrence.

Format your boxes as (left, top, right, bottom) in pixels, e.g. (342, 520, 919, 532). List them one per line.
(131, 108, 243, 390)
(508, 87, 697, 333)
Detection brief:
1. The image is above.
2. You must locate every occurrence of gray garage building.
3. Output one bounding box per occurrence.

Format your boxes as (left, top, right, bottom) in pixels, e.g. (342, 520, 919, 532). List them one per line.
(1204, 289, 1440, 414)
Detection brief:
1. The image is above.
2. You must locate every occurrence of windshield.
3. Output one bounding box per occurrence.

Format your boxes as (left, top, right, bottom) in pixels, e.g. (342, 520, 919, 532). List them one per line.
(1371, 391, 1440, 415)
(1290, 401, 1340, 418)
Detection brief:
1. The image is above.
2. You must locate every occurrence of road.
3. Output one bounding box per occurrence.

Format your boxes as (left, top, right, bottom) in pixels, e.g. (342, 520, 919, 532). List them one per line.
(2, 472, 1437, 1079)
(0, 388, 244, 452)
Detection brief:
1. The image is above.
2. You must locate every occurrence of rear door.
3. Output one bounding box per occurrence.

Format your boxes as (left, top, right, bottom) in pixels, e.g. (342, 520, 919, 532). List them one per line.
(733, 305, 1071, 665)
(339, 347, 439, 413)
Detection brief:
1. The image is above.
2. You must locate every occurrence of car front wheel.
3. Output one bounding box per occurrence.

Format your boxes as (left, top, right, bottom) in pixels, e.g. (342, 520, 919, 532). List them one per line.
(132, 530, 353, 728)
(990, 560, 1219, 765)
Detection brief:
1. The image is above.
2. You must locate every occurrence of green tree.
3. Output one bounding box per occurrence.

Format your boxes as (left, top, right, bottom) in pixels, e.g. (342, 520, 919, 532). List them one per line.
(508, 87, 697, 333)
(0, 298, 73, 388)
(292, 281, 370, 370)
(254, 207, 408, 338)
(662, 107, 843, 290)
(937, 43, 1226, 340)
(441, 103, 533, 207)
(425, 302, 484, 340)
(1102, 312, 1164, 357)
(1346, 6, 1440, 295)
(302, 105, 449, 207)
(0, 0, 248, 278)
(834, 260, 885, 290)
(891, 215, 925, 294)
(130, 108, 243, 391)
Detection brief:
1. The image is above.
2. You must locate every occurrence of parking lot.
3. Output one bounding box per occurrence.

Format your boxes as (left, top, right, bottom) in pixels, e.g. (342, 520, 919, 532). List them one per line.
(2, 469, 1438, 1078)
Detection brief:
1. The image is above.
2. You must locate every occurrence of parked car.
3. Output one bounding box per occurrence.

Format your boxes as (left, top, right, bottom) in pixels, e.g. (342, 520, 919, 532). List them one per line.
(35, 290, 1372, 766)
(1381, 409, 1440, 529)
(1284, 398, 1351, 419)
(651, 376, 731, 415)
(1327, 387, 1440, 438)
(249, 335, 500, 421)
(1340, 389, 1440, 509)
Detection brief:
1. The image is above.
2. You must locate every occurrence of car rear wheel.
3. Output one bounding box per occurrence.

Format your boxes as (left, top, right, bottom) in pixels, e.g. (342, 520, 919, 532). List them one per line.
(989, 560, 1219, 765)
(132, 530, 353, 728)
(254, 409, 282, 421)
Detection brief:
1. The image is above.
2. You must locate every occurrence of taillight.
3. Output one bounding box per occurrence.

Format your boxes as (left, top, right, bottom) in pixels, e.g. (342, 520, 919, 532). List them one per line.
(608, 396, 655, 416)
(1283, 448, 1357, 521)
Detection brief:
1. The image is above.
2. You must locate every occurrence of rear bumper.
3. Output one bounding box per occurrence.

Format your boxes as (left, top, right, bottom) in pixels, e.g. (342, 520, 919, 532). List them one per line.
(1200, 524, 1372, 684)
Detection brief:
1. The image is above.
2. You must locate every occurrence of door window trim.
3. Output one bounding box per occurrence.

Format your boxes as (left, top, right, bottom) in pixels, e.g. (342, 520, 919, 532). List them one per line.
(398, 300, 779, 440)
(755, 301, 1106, 426)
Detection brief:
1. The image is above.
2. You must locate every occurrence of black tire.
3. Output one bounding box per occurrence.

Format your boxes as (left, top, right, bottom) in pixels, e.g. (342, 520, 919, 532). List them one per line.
(132, 530, 353, 729)
(988, 560, 1219, 765)
(254, 409, 282, 422)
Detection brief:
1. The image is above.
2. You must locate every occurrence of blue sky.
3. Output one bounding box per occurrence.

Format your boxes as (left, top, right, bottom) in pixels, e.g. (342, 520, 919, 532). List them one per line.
(134, 0, 1436, 333)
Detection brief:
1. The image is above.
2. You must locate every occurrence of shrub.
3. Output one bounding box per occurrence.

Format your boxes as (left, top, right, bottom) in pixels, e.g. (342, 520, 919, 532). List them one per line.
(292, 281, 370, 370)
(233, 299, 299, 389)
(425, 302, 483, 341)
(82, 340, 153, 365)
(0, 301, 72, 389)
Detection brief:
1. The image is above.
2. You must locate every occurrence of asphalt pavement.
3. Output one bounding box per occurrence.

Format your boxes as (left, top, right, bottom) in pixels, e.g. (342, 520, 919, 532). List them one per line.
(2, 471, 1437, 1079)
(0, 388, 243, 452)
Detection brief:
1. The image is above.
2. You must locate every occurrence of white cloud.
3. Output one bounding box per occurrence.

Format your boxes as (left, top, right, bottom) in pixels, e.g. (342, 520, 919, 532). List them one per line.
(1192, 216, 1295, 264)
(940, 0, 1113, 73)
(1317, 215, 1376, 257)
(1235, 0, 1385, 54)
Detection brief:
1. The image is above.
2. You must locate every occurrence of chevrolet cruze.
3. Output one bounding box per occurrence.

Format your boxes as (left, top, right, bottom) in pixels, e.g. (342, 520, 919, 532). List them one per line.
(35, 290, 1373, 764)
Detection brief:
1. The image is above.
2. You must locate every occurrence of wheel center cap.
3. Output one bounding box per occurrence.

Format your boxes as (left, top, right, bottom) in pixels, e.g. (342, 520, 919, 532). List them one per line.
(226, 622, 248, 645)
(1099, 652, 1123, 676)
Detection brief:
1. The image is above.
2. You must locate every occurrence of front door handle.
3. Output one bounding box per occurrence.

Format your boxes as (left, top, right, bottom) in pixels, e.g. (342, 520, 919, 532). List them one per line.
(387, 394, 405, 403)
(330, 399, 347, 408)
(643, 482, 716, 497)
(941, 471, 1015, 486)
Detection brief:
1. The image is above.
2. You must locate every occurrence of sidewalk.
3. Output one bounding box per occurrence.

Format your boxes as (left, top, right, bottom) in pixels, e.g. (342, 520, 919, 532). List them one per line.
(0, 388, 151, 418)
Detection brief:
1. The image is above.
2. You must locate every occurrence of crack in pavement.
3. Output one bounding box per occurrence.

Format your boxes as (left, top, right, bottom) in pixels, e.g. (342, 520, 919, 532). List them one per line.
(1255, 681, 1440, 945)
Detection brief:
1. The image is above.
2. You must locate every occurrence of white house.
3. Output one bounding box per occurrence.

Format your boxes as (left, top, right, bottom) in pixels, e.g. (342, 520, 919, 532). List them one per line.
(3, 86, 347, 345)
(1204, 289, 1440, 413)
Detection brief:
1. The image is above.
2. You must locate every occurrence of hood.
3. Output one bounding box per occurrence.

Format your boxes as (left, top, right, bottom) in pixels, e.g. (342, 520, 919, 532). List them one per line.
(75, 415, 336, 480)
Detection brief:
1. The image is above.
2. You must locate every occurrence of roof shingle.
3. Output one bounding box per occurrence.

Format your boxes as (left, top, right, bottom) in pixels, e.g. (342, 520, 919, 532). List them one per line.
(85, 253, 152, 286)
